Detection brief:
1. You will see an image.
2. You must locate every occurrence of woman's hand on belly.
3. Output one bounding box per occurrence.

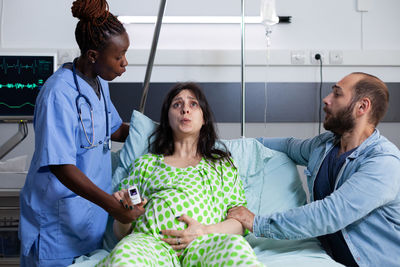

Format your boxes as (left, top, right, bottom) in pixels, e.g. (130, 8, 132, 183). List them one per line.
(160, 214, 206, 250)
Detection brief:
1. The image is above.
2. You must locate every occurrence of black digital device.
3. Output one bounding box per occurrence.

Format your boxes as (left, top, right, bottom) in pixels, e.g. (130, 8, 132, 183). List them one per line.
(0, 53, 57, 121)
(130, 188, 137, 195)
(128, 185, 141, 205)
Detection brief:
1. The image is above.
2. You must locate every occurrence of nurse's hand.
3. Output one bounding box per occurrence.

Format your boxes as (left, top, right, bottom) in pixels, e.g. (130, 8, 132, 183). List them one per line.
(110, 189, 147, 224)
(160, 214, 206, 251)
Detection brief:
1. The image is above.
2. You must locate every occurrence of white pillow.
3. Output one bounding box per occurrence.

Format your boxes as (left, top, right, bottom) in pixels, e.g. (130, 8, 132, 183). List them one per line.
(112, 110, 157, 192)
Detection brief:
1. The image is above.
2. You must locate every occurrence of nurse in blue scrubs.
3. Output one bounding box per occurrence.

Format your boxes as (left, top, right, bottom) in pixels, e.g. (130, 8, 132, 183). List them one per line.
(19, 0, 146, 266)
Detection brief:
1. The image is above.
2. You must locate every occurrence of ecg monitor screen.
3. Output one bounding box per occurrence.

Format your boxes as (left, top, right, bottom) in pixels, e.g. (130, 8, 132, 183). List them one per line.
(0, 54, 56, 120)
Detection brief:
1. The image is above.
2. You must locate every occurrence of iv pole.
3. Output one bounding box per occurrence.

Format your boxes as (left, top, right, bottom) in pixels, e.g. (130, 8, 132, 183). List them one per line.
(139, 0, 167, 114)
(240, 0, 246, 138)
(138, 0, 247, 135)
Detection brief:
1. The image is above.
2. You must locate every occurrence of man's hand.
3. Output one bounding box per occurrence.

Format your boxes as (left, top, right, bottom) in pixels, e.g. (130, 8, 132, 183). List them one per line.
(227, 206, 255, 232)
(160, 214, 206, 251)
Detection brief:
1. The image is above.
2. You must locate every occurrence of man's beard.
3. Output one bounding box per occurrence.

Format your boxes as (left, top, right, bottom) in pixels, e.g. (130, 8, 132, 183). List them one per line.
(323, 102, 356, 135)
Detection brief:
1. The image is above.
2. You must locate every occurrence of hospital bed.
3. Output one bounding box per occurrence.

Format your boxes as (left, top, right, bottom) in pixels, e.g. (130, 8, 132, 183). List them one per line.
(70, 111, 343, 267)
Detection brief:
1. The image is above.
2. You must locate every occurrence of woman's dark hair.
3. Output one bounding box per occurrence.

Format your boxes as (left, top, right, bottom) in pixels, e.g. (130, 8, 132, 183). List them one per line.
(71, 0, 126, 55)
(149, 82, 232, 162)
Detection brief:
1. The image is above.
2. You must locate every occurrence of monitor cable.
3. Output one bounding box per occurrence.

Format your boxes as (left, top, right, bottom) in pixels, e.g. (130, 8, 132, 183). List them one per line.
(315, 54, 323, 135)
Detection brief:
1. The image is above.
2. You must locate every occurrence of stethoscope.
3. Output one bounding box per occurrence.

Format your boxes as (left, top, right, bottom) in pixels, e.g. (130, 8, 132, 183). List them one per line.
(70, 60, 111, 151)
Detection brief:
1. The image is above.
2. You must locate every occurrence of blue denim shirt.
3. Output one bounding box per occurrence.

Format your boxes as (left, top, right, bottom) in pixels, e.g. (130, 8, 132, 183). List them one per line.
(255, 130, 400, 267)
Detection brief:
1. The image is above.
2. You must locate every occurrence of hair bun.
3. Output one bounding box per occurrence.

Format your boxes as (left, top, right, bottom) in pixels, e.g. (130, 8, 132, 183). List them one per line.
(71, 0, 109, 22)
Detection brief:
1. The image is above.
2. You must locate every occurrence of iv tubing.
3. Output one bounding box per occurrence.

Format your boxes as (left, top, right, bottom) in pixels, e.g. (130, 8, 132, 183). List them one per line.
(240, 0, 246, 137)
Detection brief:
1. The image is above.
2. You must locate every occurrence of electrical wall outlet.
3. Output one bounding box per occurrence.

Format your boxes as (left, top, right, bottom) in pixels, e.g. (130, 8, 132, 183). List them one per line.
(310, 51, 325, 65)
(329, 51, 343, 65)
(291, 50, 306, 65)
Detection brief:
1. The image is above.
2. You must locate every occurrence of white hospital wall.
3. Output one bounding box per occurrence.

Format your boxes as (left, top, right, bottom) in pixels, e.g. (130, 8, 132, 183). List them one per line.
(0, 0, 399, 166)
(3, 0, 400, 51)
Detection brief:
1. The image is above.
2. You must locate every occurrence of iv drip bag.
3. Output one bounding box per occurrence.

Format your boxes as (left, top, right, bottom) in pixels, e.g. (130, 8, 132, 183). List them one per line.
(260, 0, 279, 26)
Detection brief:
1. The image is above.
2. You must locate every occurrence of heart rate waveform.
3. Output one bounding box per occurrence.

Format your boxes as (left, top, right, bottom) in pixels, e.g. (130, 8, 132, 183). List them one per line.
(0, 57, 52, 75)
(0, 83, 41, 89)
(0, 54, 55, 119)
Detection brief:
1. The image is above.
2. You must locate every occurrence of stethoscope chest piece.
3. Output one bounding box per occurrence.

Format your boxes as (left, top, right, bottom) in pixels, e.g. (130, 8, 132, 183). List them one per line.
(104, 139, 111, 151)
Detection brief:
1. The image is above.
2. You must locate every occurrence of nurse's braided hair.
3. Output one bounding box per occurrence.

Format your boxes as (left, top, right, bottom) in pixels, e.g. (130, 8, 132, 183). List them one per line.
(71, 0, 126, 55)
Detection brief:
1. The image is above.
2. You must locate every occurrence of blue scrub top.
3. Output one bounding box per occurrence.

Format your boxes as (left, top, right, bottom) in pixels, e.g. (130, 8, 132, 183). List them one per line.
(19, 66, 123, 260)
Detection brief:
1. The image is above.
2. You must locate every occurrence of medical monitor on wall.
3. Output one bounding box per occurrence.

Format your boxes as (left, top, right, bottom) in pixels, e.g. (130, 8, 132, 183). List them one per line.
(0, 52, 57, 121)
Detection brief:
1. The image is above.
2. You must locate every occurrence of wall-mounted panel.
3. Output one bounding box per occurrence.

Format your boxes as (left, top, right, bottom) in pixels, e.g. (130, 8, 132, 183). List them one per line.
(110, 82, 400, 123)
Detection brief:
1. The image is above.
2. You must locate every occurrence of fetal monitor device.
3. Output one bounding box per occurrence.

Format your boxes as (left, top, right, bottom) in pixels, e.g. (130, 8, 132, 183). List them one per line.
(128, 185, 141, 205)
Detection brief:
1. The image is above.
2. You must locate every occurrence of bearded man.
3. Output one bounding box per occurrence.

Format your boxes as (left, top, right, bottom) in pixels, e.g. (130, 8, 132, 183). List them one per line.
(228, 72, 400, 267)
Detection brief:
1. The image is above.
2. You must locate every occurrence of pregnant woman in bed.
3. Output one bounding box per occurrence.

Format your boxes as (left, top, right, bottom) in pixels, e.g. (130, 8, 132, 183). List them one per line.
(96, 82, 263, 266)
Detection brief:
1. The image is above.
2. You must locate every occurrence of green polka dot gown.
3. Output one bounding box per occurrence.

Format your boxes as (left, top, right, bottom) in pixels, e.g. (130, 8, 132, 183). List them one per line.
(97, 154, 264, 267)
